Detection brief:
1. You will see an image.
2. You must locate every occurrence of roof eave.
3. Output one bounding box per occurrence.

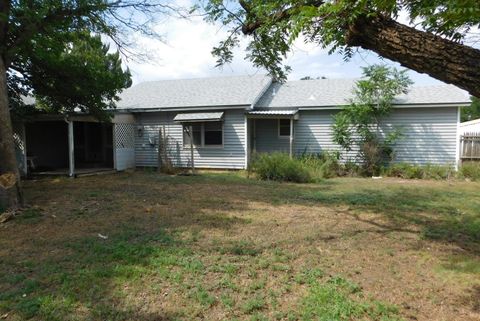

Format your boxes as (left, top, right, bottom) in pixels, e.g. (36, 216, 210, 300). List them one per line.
(118, 104, 251, 113)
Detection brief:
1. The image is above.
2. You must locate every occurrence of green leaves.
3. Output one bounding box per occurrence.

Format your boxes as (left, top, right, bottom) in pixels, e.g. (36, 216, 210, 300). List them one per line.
(11, 31, 131, 121)
(332, 64, 411, 174)
(203, 0, 479, 80)
(461, 96, 480, 122)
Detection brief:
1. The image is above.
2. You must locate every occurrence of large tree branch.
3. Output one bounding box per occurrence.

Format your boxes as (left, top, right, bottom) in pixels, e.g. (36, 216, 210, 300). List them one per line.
(346, 16, 480, 97)
(239, 0, 324, 35)
(237, 1, 480, 97)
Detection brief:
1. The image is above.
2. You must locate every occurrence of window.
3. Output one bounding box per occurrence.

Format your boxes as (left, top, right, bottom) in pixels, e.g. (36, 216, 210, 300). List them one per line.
(183, 124, 201, 146)
(204, 122, 223, 146)
(278, 119, 291, 138)
(183, 122, 223, 148)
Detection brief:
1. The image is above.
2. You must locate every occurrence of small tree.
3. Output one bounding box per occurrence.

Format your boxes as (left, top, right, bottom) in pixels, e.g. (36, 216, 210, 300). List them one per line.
(332, 65, 412, 175)
(461, 97, 480, 122)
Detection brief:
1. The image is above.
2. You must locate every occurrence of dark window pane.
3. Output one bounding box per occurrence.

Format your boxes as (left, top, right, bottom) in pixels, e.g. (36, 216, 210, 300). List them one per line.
(204, 121, 223, 145)
(204, 131, 222, 145)
(204, 122, 222, 131)
(279, 119, 290, 136)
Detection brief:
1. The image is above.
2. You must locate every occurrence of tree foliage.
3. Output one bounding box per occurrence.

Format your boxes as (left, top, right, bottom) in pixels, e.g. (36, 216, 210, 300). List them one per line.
(202, 1, 480, 88)
(332, 65, 412, 175)
(3, 0, 182, 119)
(0, 0, 182, 209)
(461, 97, 480, 122)
(10, 32, 132, 121)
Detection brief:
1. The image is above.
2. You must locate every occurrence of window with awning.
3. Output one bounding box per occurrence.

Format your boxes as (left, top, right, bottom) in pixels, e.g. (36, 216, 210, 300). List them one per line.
(182, 122, 223, 148)
(176, 112, 225, 148)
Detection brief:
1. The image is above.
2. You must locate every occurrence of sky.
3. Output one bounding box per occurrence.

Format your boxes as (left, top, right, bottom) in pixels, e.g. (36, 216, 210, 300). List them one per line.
(125, 12, 443, 86)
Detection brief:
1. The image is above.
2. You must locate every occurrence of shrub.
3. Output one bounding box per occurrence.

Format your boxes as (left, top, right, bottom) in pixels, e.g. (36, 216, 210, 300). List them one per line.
(459, 162, 480, 181)
(383, 163, 455, 180)
(300, 151, 341, 179)
(422, 164, 455, 180)
(249, 153, 312, 183)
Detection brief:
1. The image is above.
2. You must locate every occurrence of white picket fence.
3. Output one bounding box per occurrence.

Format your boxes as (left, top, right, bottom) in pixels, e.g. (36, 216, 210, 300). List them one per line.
(460, 132, 480, 160)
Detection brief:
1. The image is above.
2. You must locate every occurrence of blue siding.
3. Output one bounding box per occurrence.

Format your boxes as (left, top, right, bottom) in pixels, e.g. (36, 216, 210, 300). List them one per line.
(253, 107, 458, 165)
(135, 109, 246, 169)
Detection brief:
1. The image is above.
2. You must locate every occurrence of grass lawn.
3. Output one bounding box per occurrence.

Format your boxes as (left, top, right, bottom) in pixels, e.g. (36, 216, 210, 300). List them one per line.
(1, 171, 479, 321)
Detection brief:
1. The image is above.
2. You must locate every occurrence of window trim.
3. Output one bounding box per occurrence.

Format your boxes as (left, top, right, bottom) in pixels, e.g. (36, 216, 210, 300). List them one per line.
(183, 122, 224, 149)
(278, 119, 291, 139)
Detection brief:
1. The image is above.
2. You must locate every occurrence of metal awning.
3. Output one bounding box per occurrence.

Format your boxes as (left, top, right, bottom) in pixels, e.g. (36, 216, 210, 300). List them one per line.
(247, 110, 299, 119)
(173, 112, 225, 123)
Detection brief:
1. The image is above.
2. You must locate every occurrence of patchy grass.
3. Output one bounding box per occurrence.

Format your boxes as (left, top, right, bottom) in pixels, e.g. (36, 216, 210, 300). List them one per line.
(0, 172, 479, 320)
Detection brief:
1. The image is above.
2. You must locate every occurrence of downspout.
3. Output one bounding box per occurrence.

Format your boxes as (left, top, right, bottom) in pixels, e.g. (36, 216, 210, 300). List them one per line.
(65, 117, 75, 177)
(455, 106, 461, 170)
(289, 117, 294, 158)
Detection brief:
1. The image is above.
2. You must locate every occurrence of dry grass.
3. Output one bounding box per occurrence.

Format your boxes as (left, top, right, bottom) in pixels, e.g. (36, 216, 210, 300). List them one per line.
(0, 171, 479, 321)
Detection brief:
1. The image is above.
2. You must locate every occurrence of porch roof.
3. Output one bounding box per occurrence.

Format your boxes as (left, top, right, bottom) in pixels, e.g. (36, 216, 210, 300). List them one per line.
(247, 110, 299, 119)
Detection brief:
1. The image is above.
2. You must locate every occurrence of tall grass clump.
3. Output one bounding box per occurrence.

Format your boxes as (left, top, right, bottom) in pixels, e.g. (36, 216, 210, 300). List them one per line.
(459, 162, 480, 181)
(300, 151, 341, 179)
(249, 153, 312, 183)
(382, 163, 455, 180)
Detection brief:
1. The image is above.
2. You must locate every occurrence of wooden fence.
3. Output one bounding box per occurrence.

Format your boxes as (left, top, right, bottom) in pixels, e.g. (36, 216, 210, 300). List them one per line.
(460, 132, 480, 160)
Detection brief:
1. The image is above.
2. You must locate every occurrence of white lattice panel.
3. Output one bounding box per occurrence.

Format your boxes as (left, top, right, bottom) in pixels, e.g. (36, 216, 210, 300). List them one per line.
(115, 123, 135, 149)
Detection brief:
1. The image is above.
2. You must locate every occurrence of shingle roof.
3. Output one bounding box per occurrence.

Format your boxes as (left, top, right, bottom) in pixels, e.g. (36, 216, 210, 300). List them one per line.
(255, 78, 470, 109)
(117, 74, 272, 110)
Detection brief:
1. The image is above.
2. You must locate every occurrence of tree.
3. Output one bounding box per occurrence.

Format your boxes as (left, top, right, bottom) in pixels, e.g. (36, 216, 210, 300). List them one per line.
(203, 0, 480, 96)
(461, 97, 480, 122)
(0, 1, 179, 210)
(332, 65, 412, 175)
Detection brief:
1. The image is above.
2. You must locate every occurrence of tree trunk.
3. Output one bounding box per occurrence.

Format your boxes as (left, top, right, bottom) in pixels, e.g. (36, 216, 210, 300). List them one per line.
(0, 56, 23, 210)
(346, 16, 480, 97)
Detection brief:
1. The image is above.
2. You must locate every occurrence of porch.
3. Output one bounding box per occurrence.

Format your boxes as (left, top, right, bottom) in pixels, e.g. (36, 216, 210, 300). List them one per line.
(246, 110, 299, 165)
(14, 114, 136, 177)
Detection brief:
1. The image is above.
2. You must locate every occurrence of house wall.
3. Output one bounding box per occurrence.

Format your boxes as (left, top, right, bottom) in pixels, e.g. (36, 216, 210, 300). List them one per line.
(254, 107, 459, 165)
(135, 109, 246, 169)
(254, 119, 290, 153)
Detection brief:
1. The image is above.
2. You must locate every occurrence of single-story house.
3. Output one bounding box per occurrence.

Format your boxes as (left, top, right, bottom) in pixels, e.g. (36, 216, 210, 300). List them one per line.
(459, 118, 480, 135)
(13, 74, 470, 176)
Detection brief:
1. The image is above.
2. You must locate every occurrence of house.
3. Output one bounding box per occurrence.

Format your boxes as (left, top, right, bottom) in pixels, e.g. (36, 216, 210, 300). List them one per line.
(459, 118, 480, 135)
(13, 74, 470, 176)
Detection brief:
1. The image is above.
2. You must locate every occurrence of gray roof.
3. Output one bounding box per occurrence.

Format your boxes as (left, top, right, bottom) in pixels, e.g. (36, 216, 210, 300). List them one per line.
(117, 74, 272, 110)
(255, 78, 470, 108)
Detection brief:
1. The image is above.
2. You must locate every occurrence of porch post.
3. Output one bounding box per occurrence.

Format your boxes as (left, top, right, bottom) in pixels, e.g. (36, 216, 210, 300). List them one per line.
(189, 125, 195, 174)
(68, 120, 75, 177)
(245, 116, 249, 169)
(289, 118, 294, 158)
(253, 119, 257, 153)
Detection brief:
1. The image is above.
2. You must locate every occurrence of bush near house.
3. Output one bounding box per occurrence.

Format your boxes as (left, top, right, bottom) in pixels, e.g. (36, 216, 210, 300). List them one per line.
(249, 153, 312, 183)
(249, 153, 480, 183)
(249, 152, 344, 183)
(458, 162, 480, 181)
(382, 163, 456, 180)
